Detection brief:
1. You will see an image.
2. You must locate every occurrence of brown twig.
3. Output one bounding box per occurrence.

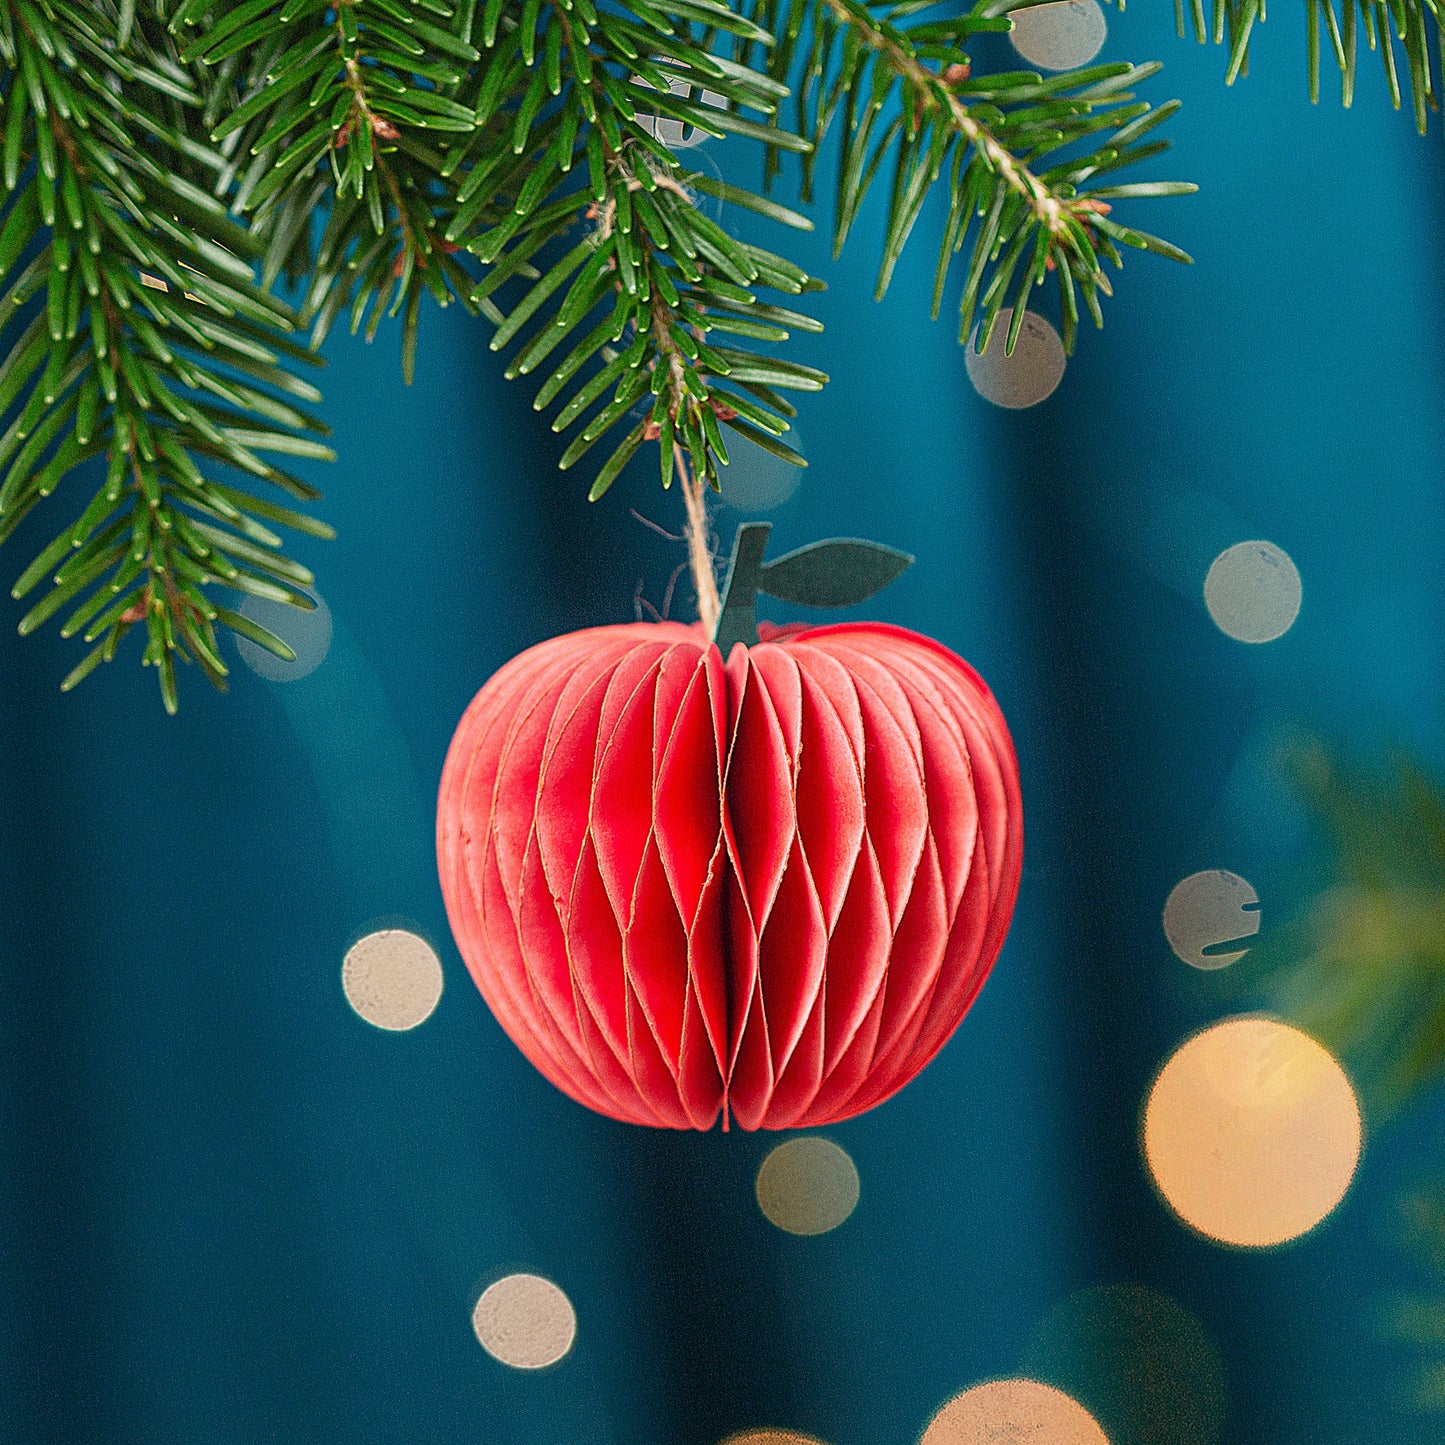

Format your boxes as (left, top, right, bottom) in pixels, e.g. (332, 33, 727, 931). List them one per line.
(823, 0, 1075, 238)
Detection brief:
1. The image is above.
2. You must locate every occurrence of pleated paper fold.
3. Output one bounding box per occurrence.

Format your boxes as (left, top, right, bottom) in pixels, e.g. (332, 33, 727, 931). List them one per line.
(437, 620, 1022, 1130)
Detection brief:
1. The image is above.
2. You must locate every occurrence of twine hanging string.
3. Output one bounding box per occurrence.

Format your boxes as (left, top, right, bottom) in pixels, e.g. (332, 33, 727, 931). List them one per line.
(677, 444, 720, 639)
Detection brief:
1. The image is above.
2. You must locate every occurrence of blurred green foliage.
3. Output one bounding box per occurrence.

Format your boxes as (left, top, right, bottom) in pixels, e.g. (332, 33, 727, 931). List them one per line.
(1242, 741, 1445, 1411)
(1383, 1187, 1445, 1411)
(1242, 740, 1445, 1122)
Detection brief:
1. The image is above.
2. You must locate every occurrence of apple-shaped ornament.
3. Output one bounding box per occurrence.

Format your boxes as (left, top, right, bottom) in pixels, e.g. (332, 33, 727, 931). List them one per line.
(437, 523, 1022, 1129)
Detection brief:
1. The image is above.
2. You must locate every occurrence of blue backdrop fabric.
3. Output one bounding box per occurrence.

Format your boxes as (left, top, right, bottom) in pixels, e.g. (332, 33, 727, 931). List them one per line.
(3, 6, 1444, 1442)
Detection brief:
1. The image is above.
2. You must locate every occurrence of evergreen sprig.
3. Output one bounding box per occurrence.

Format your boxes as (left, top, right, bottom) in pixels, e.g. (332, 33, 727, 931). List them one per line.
(1, 0, 1195, 706)
(0, 0, 335, 710)
(179, 0, 489, 380)
(749, 0, 1195, 351)
(1182, 0, 1445, 134)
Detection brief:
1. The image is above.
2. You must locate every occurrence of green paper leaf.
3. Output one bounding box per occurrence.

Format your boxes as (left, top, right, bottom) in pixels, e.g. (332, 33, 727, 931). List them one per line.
(713, 521, 772, 653)
(758, 538, 913, 608)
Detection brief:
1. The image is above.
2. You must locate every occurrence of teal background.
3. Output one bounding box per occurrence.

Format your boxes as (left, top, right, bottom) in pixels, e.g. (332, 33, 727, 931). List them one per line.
(3, 7, 1445, 1442)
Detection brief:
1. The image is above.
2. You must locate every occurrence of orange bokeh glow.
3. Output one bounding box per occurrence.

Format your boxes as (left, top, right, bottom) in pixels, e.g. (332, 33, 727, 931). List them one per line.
(1144, 1017, 1362, 1248)
(722, 1432, 828, 1445)
(921, 1378, 1110, 1444)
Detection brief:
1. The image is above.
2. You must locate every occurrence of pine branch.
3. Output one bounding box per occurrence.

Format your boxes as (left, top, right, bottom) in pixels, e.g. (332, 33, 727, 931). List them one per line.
(749, 0, 1197, 352)
(1247, 750, 1445, 1407)
(1178, 0, 1444, 134)
(465, 21, 828, 617)
(0, 0, 334, 711)
(461, 0, 827, 474)
(1, 0, 1198, 706)
(482, 143, 825, 492)
(179, 0, 488, 378)
(180, 0, 824, 481)
(174, 0, 831, 626)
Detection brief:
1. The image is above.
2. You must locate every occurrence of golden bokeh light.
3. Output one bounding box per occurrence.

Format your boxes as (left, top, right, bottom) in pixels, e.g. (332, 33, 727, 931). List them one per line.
(720, 1432, 828, 1445)
(472, 1273, 576, 1369)
(921, 1379, 1110, 1445)
(1144, 1017, 1362, 1248)
(755, 1137, 859, 1236)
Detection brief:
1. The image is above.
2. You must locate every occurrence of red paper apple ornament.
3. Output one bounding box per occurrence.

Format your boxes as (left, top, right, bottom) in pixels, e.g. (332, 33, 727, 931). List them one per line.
(437, 524, 1022, 1129)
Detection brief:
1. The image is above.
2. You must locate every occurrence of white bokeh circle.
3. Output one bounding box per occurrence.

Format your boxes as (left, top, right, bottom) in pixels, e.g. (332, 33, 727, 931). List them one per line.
(235, 593, 333, 681)
(1163, 870, 1260, 970)
(719, 425, 805, 513)
(966, 309, 1066, 409)
(1203, 541, 1302, 643)
(472, 1274, 576, 1369)
(755, 1137, 860, 1235)
(631, 69, 727, 149)
(342, 929, 444, 1031)
(1010, 1, 1108, 72)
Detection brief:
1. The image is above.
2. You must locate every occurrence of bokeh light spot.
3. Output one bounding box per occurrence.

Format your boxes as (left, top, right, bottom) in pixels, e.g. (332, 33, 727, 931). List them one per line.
(1162, 870, 1260, 970)
(631, 69, 727, 148)
(1010, 0, 1108, 70)
(1203, 541, 1301, 643)
(235, 593, 333, 681)
(756, 1137, 859, 1235)
(472, 1273, 576, 1369)
(720, 1432, 829, 1445)
(921, 1379, 1110, 1444)
(342, 929, 443, 1031)
(965, 310, 1066, 409)
(1024, 1284, 1226, 1445)
(1144, 1017, 1362, 1247)
(718, 425, 805, 513)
